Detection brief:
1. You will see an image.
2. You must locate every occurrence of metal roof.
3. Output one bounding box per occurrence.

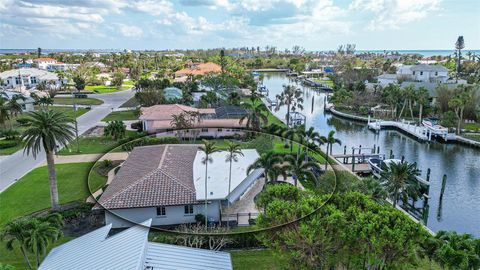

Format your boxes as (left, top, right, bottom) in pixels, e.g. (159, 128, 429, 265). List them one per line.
(144, 242, 232, 270)
(40, 219, 233, 270)
(215, 106, 248, 119)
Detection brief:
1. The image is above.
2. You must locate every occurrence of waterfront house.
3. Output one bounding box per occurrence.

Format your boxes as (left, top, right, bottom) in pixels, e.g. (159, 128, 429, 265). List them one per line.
(0, 68, 64, 90)
(46, 62, 80, 71)
(377, 64, 449, 86)
(95, 145, 263, 228)
(139, 104, 247, 137)
(33, 57, 57, 70)
(174, 62, 221, 82)
(39, 219, 233, 270)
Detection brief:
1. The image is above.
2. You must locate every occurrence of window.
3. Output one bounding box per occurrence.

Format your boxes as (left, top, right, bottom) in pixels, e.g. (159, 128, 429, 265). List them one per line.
(15, 77, 21, 85)
(201, 128, 208, 132)
(435, 72, 438, 76)
(217, 128, 223, 132)
(412, 71, 415, 75)
(184, 205, 194, 215)
(30, 77, 37, 84)
(420, 71, 423, 75)
(156, 206, 166, 216)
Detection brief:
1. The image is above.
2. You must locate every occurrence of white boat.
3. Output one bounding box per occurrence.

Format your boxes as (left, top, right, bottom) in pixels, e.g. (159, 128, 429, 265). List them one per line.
(422, 117, 448, 132)
(368, 157, 401, 177)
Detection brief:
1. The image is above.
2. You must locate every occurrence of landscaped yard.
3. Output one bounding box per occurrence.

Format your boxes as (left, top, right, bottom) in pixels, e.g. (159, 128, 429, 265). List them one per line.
(230, 249, 285, 270)
(0, 139, 24, 155)
(464, 122, 480, 131)
(120, 96, 140, 108)
(47, 106, 89, 119)
(85, 84, 131, 94)
(0, 162, 97, 226)
(102, 110, 139, 122)
(464, 134, 480, 142)
(53, 97, 104, 106)
(58, 130, 139, 155)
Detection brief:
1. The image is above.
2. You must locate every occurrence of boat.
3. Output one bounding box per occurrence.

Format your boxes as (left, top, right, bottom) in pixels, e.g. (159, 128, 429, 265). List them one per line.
(422, 117, 448, 132)
(251, 71, 260, 77)
(368, 157, 401, 177)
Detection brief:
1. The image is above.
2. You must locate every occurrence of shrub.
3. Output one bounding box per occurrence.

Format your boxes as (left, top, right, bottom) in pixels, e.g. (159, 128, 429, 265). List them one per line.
(131, 121, 143, 132)
(74, 93, 88, 99)
(16, 118, 30, 126)
(121, 136, 179, 151)
(194, 214, 205, 225)
(102, 159, 113, 168)
(2, 129, 20, 140)
(0, 140, 18, 149)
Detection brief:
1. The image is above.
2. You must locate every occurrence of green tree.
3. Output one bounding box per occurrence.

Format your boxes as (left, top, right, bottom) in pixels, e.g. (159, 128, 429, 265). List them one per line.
(198, 140, 219, 228)
(8, 94, 26, 120)
(25, 218, 62, 267)
(321, 130, 341, 171)
(433, 231, 480, 270)
(224, 141, 243, 227)
(0, 95, 10, 128)
(104, 120, 126, 141)
(275, 85, 303, 127)
(380, 161, 421, 207)
(226, 91, 241, 106)
(455, 36, 465, 77)
(417, 86, 430, 123)
(0, 219, 34, 269)
(112, 71, 125, 89)
(239, 99, 268, 131)
(73, 75, 86, 90)
(284, 152, 320, 187)
(247, 151, 285, 184)
(22, 109, 75, 209)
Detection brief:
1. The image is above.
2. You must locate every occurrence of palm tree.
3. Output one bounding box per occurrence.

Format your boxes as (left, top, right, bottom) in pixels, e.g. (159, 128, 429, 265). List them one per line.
(0, 96, 10, 128)
(417, 87, 430, 123)
(247, 151, 284, 183)
(8, 94, 25, 119)
(239, 99, 268, 131)
(284, 152, 321, 187)
(455, 36, 465, 78)
(22, 109, 75, 209)
(355, 177, 388, 202)
(198, 140, 219, 228)
(25, 219, 62, 267)
(275, 85, 303, 127)
(300, 126, 324, 161)
(380, 161, 421, 207)
(104, 120, 126, 141)
(321, 130, 341, 171)
(0, 219, 34, 269)
(224, 141, 244, 227)
(227, 91, 241, 106)
(37, 96, 53, 108)
(170, 113, 191, 140)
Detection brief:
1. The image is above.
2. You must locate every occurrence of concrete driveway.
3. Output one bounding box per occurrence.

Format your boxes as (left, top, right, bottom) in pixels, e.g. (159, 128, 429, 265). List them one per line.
(0, 89, 134, 192)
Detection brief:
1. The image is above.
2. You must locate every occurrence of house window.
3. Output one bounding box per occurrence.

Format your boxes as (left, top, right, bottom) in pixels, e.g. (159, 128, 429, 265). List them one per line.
(420, 71, 423, 75)
(30, 77, 37, 84)
(184, 205, 194, 215)
(217, 128, 223, 132)
(412, 71, 415, 75)
(156, 206, 166, 216)
(435, 72, 438, 76)
(15, 77, 21, 84)
(201, 128, 208, 132)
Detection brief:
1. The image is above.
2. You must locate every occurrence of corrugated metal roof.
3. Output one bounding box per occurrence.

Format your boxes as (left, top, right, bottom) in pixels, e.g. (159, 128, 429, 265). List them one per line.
(144, 242, 232, 270)
(39, 219, 151, 270)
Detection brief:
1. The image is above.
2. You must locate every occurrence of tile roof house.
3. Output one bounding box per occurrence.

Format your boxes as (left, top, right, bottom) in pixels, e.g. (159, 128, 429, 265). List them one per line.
(140, 104, 247, 138)
(39, 219, 233, 270)
(96, 144, 263, 228)
(175, 62, 222, 77)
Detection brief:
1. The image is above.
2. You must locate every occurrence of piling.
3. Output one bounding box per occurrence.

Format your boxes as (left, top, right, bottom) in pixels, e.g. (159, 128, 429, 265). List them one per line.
(351, 147, 356, 172)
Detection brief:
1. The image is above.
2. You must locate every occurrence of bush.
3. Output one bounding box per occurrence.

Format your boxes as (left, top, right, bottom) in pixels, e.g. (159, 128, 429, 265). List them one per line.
(0, 140, 18, 149)
(121, 136, 180, 151)
(2, 129, 20, 140)
(194, 214, 205, 225)
(74, 93, 88, 99)
(131, 121, 143, 132)
(102, 159, 113, 168)
(245, 135, 273, 154)
(16, 118, 30, 126)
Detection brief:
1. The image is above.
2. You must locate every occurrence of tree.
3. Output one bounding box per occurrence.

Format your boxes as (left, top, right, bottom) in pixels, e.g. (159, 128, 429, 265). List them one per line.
(224, 141, 243, 227)
(417, 86, 430, 123)
(383, 83, 401, 118)
(170, 113, 192, 140)
(198, 140, 219, 228)
(25, 218, 62, 267)
(8, 94, 26, 119)
(448, 87, 469, 134)
(299, 126, 324, 161)
(0, 95, 10, 128)
(22, 109, 75, 209)
(455, 36, 465, 78)
(227, 91, 241, 106)
(284, 152, 320, 187)
(247, 151, 285, 183)
(239, 99, 268, 131)
(37, 96, 54, 107)
(380, 161, 421, 207)
(73, 75, 86, 90)
(199, 91, 219, 108)
(275, 85, 303, 127)
(104, 120, 126, 141)
(321, 130, 341, 171)
(112, 71, 125, 89)
(0, 219, 34, 269)
(135, 86, 164, 106)
(433, 231, 480, 270)
(354, 177, 388, 202)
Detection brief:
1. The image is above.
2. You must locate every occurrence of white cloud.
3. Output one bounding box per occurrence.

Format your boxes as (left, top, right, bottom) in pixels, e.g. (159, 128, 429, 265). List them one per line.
(130, 0, 173, 16)
(349, 0, 441, 30)
(116, 24, 144, 37)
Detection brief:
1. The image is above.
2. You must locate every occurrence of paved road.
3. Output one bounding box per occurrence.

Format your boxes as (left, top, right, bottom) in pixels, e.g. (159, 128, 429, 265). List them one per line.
(0, 89, 134, 192)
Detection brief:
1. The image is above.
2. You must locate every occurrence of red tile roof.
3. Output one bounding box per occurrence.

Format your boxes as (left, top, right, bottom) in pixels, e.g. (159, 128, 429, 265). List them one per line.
(175, 62, 221, 76)
(33, 58, 57, 62)
(139, 104, 214, 121)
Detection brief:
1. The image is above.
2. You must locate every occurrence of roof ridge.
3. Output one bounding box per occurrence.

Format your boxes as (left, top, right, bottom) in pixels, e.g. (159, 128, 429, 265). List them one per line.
(158, 145, 169, 169)
(157, 167, 196, 193)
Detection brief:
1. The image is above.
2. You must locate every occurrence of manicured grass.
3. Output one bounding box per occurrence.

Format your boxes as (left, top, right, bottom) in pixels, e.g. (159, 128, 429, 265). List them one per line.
(464, 122, 480, 131)
(313, 78, 334, 87)
(53, 97, 103, 106)
(0, 236, 73, 270)
(0, 162, 96, 226)
(123, 80, 135, 86)
(230, 250, 285, 270)
(48, 106, 89, 119)
(0, 140, 24, 155)
(85, 84, 131, 94)
(102, 110, 139, 122)
(58, 130, 139, 155)
(120, 96, 140, 108)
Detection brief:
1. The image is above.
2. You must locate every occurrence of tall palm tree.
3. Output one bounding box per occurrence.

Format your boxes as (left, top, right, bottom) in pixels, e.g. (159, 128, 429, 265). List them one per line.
(0, 96, 10, 129)
(300, 126, 324, 161)
(198, 140, 219, 228)
(25, 219, 62, 267)
(417, 87, 430, 123)
(380, 161, 421, 207)
(321, 130, 341, 171)
(247, 151, 284, 183)
(275, 84, 303, 127)
(284, 152, 321, 187)
(8, 94, 25, 119)
(239, 99, 268, 131)
(0, 219, 33, 270)
(104, 120, 126, 141)
(22, 109, 75, 210)
(224, 141, 244, 227)
(455, 36, 465, 78)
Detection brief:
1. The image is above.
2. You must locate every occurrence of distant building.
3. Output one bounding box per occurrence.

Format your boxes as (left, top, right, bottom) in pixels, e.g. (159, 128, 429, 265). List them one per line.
(39, 219, 233, 270)
(46, 62, 80, 71)
(33, 57, 57, 70)
(0, 91, 35, 112)
(95, 145, 263, 228)
(175, 62, 221, 80)
(0, 68, 64, 90)
(378, 64, 449, 86)
(139, 104, 247, 137)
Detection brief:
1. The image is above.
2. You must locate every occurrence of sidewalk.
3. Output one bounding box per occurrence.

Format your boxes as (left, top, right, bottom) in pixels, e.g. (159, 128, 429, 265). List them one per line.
(42, 152, 129, 165)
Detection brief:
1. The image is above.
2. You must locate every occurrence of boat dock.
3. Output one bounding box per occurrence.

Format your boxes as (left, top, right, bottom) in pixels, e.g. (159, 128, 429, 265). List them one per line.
(367, 120, 456, 142)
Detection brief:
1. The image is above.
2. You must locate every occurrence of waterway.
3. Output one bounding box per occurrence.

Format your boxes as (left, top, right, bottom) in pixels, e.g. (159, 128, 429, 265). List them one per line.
(261, 72, 480, 236)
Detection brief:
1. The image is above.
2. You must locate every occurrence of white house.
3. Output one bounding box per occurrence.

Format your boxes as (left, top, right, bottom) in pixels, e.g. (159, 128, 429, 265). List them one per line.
(1, 91, 35, 112)
(377, 64, 450, 86)
(96, 144, 263, 228)
(46, 62, 80, 71)
(33, 57, 57, 70)
(39, 219, 233, 270)
(0, 68, 64, 90)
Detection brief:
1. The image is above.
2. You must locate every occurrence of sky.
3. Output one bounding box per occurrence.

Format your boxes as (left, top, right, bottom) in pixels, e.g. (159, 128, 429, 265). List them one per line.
(0, 0, 479, 51)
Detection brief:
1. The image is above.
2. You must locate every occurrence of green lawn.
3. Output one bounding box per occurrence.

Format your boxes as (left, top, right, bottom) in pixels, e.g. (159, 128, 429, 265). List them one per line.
(48, 106, 89, 119)
(313, 78, 334, 87)
(53, 97, 103, 106)
(0, 236, 73, 270)
(102, 110, 139, 122)
(464, 122, 480, 131)
(120, 97, 140, 108)
(0, 140, 24, 155)
(58, 130, 139, 155)
(0, 162, 96, 226)
(230, 250, 285, 270)
(85, 84, 131, 94)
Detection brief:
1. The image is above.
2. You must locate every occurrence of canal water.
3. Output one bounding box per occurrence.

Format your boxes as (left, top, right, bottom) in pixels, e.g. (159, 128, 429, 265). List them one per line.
(261, 72, 480, 236)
